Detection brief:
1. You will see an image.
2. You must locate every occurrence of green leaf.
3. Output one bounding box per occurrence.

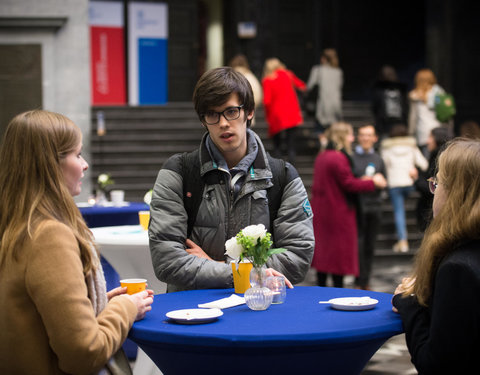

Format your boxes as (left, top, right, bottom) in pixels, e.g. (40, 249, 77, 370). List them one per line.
(267, 248, 287, 256)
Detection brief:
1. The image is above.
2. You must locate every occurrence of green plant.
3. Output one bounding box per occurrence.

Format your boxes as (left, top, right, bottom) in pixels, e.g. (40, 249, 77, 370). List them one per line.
(225, 224, 286, 268)
(97, 173, 114, 191)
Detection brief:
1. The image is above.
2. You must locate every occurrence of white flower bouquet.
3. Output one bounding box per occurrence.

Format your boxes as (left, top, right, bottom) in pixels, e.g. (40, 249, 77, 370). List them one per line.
(225, 224, 286, 268)
(144, 189, 153, 205)
(97, 173, 114, 192)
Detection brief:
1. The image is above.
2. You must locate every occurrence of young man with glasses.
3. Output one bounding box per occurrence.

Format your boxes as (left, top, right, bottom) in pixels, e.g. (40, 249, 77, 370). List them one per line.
(149, 67, 314, 292)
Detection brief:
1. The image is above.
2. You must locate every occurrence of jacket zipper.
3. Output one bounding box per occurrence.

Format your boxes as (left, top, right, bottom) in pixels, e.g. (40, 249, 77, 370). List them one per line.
(218, 167, 232, 237)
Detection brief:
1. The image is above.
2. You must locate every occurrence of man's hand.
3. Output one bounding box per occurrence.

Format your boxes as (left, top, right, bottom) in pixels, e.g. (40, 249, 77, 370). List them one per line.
(265, 268, 294, 289)
(185, 239, 213, 260)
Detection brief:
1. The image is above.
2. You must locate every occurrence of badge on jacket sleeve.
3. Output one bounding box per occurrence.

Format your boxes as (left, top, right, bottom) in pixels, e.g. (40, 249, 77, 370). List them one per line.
(303, 198, 313, 217)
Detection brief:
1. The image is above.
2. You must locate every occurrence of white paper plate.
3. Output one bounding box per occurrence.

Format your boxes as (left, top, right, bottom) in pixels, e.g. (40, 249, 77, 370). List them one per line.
(325, 297, 378, 311)
(166, 308, 223, 324)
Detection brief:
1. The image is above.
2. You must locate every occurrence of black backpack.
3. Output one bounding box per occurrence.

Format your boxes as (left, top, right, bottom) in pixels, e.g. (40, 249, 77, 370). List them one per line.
(180, 150, 287, 238)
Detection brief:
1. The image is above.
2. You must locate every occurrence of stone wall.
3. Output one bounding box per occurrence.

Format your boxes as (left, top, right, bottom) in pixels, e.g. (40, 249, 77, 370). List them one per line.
(0, 0, 91, 200)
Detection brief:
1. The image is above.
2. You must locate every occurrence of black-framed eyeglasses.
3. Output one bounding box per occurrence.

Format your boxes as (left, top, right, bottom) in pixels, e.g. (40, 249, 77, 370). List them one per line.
(200, 105, 244, 125)
(427, 177, 438, 194)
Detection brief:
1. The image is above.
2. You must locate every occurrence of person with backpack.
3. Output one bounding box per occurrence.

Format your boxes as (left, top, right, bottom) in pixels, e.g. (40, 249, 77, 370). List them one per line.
(148, 67, 314, 292)
(408, 68, 453, 158)
(371, 65, 408, 139)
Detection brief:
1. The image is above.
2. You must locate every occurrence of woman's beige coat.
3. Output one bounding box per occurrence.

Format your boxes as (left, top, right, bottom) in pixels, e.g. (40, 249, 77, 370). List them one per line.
(0, 220, 137, 375)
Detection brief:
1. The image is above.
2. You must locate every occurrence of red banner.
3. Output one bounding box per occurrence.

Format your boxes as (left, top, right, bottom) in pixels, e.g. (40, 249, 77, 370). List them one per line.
(89, 1, 126, 105)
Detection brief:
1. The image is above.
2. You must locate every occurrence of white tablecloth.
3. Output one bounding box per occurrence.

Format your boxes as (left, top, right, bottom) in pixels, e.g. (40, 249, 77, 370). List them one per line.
(91, 225, 166, 294)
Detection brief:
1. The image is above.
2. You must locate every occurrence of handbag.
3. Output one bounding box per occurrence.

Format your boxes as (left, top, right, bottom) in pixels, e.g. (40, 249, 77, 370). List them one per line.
(304, 84, 319, 117)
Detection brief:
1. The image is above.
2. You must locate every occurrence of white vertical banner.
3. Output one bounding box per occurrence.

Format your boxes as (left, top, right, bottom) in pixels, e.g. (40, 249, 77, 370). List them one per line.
(128, 2, 168, 105)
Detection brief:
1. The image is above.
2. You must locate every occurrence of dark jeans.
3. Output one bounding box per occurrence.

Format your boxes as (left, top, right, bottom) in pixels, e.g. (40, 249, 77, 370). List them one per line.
(317, 272, 344, 288)
(272, 127, 297, 165)
(356, 209, 381, 288)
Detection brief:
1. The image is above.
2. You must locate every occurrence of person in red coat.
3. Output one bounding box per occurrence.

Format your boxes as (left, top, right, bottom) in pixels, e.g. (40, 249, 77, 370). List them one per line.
(262, 58, 306, 164)
(311, 122, 387, 287)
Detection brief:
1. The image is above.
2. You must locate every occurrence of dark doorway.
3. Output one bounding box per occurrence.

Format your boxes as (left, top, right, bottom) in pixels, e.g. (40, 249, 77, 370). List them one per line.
(336, 2, 426, 100)
(167, 0, 200, 101)
(223, 0, 426, 100)
(0, 44, 42, 138)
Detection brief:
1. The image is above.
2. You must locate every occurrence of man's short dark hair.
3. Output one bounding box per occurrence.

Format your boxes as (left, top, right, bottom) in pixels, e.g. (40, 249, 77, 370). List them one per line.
(193, 67, 255, 127)
(358, 124, 377, 135)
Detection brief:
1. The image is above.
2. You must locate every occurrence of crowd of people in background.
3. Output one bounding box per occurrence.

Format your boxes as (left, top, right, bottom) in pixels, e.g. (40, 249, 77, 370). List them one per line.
(232, 50, 477, 297)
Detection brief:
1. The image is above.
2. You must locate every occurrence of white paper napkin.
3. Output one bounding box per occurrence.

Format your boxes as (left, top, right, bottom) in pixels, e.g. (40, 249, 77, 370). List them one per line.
(198, 294, 245, 309)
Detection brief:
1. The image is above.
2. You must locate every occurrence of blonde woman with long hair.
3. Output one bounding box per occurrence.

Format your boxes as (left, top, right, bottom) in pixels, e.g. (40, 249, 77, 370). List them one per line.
(262, 57, 306, 164)
(408, 68, 445, 155)
(311, 122, 386, 288)
(0, 110, 153, 374)
(393, 138, 480, 374)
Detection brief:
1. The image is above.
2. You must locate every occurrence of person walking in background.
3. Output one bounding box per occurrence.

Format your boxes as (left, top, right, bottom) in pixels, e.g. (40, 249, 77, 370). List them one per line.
(262, 57, 306, 165)
(0, 110, 153, 375)
(352, 124, 386, 290)
(381, 124, 428, 253)
(408, 68, 445, 157)
(371, 65, 408, 139)
(414, 127, 452, 232)
(229, 54, 263, 126)
(307, 48, 343, 149)
(392, 138, 480, 374)
(311, 122, 386, 288)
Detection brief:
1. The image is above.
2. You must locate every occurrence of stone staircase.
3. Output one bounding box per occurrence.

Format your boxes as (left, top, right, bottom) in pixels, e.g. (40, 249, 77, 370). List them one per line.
(90, 101, 423, 254)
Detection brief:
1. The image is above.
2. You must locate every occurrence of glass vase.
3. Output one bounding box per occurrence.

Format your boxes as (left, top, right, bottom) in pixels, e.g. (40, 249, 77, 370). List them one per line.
(245, 265, 273, 311)
(96, 190, 107, 206)
(244, 285, 273, 311)
(249, 265, 268, 288)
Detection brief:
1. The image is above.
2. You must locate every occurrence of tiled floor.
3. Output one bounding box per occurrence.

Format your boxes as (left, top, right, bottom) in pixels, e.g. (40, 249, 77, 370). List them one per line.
(299, 256, 418, 375)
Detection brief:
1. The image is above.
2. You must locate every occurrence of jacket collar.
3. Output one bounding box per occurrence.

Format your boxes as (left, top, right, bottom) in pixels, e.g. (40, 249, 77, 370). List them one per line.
(199, 129, 272, 181)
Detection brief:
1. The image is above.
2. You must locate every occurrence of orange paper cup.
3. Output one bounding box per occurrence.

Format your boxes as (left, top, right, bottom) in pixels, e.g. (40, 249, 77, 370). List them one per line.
(231, 261, 253, 294)
(120, 278, 147, 295)
(138, 211, 150, 231)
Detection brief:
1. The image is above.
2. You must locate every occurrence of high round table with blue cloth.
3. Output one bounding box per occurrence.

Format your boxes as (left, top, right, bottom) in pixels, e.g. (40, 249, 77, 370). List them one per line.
(129, 286, 403, 375)
(78, 202, 149, 228)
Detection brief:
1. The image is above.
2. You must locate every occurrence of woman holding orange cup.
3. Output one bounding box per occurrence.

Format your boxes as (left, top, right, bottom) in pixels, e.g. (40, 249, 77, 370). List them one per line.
(0, 110, 154, 375)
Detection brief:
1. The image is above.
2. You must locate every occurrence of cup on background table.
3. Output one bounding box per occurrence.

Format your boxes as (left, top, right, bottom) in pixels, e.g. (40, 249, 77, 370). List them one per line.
(231, 261, 253, 294)
(138, 210, 150, 231)
(120, 278, 147, 295)
(110, 190, 125, 207)
(266, 276, 287, 304)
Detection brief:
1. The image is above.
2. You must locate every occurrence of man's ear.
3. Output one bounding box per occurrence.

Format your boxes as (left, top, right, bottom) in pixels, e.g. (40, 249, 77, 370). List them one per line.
(247, 110, 254, 120)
